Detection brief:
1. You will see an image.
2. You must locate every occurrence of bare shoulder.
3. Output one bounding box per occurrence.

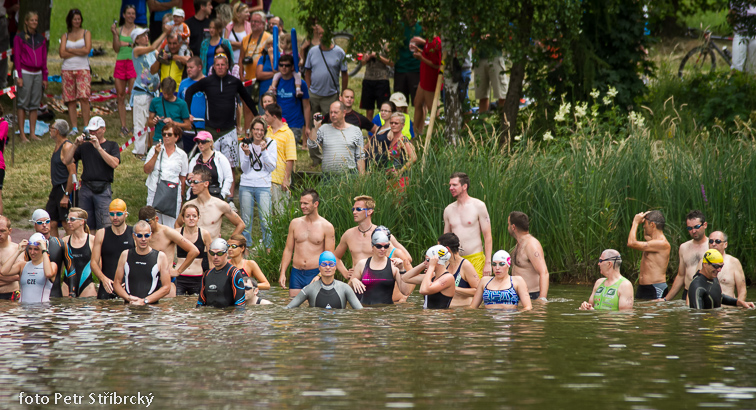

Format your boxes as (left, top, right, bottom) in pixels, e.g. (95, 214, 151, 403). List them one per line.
(319, 216, 335, 230)
(513, 275, 528, 287)
(472, 197, 489, 211)
(289, 216, 305, 228)
(94, 228, 106, 242)
(678, 239, 692, 253)
(728, 255, 743, 269)
(443, 202, 457, 215)
(164, 226, 183, 241)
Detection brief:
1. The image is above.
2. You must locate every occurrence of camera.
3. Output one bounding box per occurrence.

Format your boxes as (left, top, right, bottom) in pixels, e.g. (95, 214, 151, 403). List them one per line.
(313, 113, 323, 122)
(83, 129, 92, 140)
(242, 56, 255, 65)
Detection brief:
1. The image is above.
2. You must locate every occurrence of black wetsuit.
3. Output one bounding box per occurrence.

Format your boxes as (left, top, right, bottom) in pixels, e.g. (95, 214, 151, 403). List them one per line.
(47, 237, 66, 298)
(176, 227, 207, 295)
(688, 271, 738, 309)
(424, 273, 453, 309)
(123, 249, 161, 299)
(359, 257, 395, 305)
(197, 262, 246, 307)
(65, 236, 93, 297)
(98, 226, 135, 299)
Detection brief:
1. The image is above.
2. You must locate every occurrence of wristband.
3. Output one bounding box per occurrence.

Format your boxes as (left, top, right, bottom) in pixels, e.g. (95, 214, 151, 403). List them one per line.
(399, 270, 407, 275)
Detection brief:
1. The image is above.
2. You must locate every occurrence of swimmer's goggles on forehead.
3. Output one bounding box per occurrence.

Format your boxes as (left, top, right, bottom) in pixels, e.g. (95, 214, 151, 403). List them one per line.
(686, 223, 703, 231)
(319, 261, 336, 268)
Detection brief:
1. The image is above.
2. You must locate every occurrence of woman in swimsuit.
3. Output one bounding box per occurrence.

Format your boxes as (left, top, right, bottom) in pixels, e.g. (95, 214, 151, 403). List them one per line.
(349, 230, 412, 305)
(61, 208, 97, 297)
(227, 234, 270, 290)
(175, 204, 212, 296)
(437, 233, 480, 307)
(0, 233, 57, 304)
(404, 245, 455, 309)
(470, 250, 532, 310)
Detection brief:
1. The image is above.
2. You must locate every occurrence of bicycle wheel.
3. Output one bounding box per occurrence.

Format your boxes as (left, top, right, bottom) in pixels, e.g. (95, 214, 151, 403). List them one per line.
(332, 31, 363, 77)
(678, 46, 716, 78)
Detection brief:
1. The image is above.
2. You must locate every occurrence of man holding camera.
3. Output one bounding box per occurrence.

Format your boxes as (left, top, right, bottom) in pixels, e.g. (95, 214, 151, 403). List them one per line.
(63, 117, 121, 230)
(151, 33, 191, 92)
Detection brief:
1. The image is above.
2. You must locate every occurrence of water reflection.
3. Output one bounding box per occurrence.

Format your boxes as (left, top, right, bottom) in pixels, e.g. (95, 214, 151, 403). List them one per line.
(0, 285, 754, 409)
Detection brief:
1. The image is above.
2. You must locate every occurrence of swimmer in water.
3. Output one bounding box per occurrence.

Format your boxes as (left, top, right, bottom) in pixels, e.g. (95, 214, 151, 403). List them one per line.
(197, 238, 247, 307)
(0, 233, 57, 304)
(244, 277, 272, 305)
(404, 245, 455, 309)
(687, 249, 754, 310)
(470, 250, 532, 310)
(579, 249, 633, 311)
(348, 230, 412, 306)
(286, 251, 363, 309)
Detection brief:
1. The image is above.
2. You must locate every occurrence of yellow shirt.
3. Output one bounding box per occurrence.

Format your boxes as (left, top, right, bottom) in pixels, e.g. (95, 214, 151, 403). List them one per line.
(240, 31, 273, 81)
(160, 60, 183, 92)
(268, 123, 297, 185)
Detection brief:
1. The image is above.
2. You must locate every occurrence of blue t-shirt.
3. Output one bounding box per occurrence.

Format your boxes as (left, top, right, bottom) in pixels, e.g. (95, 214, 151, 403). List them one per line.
(132, 50, 159, 97)
(148, 97, 190, 141)
(257, 54, 274, 99)
(179, 78, 206, 129)
(276, 77, 310, 129)
(122, 0, 147, 26)
(151, 0, 174, 22)
(206, 43, 218, 73)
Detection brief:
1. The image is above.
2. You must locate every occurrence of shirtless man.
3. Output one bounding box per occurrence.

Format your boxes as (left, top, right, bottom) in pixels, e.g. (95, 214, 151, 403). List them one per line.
(113, 221, 172, 305)
(443, 172, 492, 277)
(0, 216, 21, 300)
(508, 211, 549, 301)
(91, 199, 135, 300)
(140, 206, 199, 297)
(707, 231, 747, 303)
(662, 210, 706, 302)
(627, 210, 671, 300)
(279, 189, 336, 297)
(175, 167, 245, 239)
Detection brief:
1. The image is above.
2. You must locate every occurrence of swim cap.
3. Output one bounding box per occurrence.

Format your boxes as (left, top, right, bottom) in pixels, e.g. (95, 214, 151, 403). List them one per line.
(702, 249, 724, 264)
(109, 199, 128, 212)
(426, 245, 451, 264)
(210, 238, 229, 252)
(31, 209, 50, 222)
(375, 225, 392, 239)
(319, 251, 337, 265)
(28, 233, 48, 247)
(492, 250, 512, 266)
(371, 230, 390, 245)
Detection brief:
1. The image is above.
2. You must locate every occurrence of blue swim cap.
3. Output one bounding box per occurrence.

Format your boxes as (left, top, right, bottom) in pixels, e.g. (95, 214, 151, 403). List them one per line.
(319, 251, 337, 265)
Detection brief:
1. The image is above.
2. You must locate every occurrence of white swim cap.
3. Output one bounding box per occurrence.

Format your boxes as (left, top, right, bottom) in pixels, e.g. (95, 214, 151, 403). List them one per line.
(375, 225, 391, 239)
(426, 245, 451, 264)
(371, 230, 390, 245)
(210, 238, 229, 252)
(31, 209, 50, 222)
(492, 250, 511, 266)
(28, 233, 48, 247)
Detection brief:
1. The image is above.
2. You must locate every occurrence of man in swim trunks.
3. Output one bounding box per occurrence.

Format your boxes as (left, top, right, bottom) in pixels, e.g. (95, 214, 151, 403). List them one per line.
(197, 238, 247, 307)
(508, 211, 550, 302)
(0, 216, 21, 300)
(139, 206, 199, 297)
(627, 210, 671, 300)
(688, 249, 754, 309)
(579, 249, 634, 311)
(279, 189, 336, 298)
(113, 221, 172, 305)
(662, 210, 707, 302)
(91, 199, 135, 300)
(286, 251, 363, 309)
(707, 231, 747, 303)
(443, 172, 492, 277)
(31, 209, 66, 298)
(175, 167, 246, 240)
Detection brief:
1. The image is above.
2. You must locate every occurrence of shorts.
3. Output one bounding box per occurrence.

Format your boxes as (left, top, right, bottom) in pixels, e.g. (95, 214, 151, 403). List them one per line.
(636, 283, 667, 300)
(474, 56, 508, 100)
(462, 251, 486, 278)
(114, 59, 137, 80)
(0, 290, 20, 300)
(360, 79, 391, 110)
(529, 291, 541, 300)
(210, 128, 239, 167)
(393, 71, 420, 105)
(0, 168, 4, 189)
(290, 268, 319, 289)
(176, 275, 203, 296)
(62, 69, 92, 102)
(18, 72, 43, 111)
(45, 185, 75, 223)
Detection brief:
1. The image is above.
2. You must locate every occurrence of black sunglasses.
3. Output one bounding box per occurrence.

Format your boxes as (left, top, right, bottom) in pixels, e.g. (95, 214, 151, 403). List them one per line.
(374, 244, 390, 249)
(709, 239, 724, 244)
(598, 256, 621, 263)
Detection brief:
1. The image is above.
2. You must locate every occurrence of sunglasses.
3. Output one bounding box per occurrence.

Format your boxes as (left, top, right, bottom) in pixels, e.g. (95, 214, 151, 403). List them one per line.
(319, 261, 336, 268)
(709, 239, 724, 244)
(598, 256, 621, 263)
(196, 140, 212, 144)
(352, 207, 373, 212)
(163, 132, 174, 137)
(134, 233, 152, 239)
(686, 224, 703, 231)
(209, 250, 227, 256)
(109, 211, 126, 217)
(186, 180, 205, 185)
(66, 217, 84, 222)
(228, 244, 241, 249)
(373, 244, 390, 249)
(279, 63, 292, 68)
(709, 263, 724, 270)
(34, 219, 51, 225)
(492, 262, 509, 267)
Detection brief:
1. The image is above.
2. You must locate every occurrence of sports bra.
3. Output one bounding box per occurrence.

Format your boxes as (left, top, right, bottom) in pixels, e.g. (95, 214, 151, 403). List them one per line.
(452, 259, 471, 288)
(179, 226, 209, 272)
(482, 276, 519, 306)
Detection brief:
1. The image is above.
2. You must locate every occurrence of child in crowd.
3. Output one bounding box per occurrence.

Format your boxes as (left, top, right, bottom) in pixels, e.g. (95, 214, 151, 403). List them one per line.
(160, 9, 191, 56)
(268, 34, 303, 97)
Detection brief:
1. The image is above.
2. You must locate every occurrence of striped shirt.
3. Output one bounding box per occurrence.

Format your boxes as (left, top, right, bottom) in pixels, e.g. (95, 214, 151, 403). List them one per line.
(308, 124, 365, 173)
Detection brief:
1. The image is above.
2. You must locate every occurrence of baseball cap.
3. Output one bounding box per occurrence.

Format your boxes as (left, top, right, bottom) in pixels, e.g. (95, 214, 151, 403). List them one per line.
(130, 27, 149, 43)
(193, 131, 213, 142)
(702, 249, 724, 264)
(85, 116, 106, 132)
(389, 92, 408, 108)
(31, 209, 50, 222)
(173, 8, 185, 17)
(492, 250, 512, 266)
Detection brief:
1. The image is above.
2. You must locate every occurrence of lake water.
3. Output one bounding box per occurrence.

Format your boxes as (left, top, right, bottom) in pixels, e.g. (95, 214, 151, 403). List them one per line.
(1, 285, 755, 409)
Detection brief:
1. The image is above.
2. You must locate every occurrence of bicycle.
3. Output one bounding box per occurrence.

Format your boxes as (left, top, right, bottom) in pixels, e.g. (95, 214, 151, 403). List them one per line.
(678, 27, 733, 78)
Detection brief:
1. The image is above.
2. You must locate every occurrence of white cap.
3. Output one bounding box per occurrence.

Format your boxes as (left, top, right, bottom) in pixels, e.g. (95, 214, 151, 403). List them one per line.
(389, 92, 408, 108)
(28, 233, 48, 247)
(173, 8, 185, 17)
(31, 209, 50, 221)
(426, 245, 451, 264)
(371, 230, 390, 245)
(492, 250, 511, 266)
(85, 116, 106, 131)
(210, 238, 229, 252)
(130, 27, 149, 43)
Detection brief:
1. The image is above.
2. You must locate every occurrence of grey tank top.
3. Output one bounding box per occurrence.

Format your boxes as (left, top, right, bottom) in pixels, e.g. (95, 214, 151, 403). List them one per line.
(20, 261, 52, 303)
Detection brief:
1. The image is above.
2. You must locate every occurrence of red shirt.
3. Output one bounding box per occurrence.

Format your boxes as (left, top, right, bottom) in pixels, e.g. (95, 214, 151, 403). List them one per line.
(182, 0, 195, 19)
(419, 36, 442, 92)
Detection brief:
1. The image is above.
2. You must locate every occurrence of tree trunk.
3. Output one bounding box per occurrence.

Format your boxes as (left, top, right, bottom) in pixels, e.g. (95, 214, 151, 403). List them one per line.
(20, 0, 52, 39)
(443, 55, 463, 143)
(499, 0, 534, 147)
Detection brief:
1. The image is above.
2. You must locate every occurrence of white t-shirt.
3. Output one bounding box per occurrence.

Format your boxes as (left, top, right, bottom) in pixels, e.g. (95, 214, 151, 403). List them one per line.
(145, 146, 189, 191)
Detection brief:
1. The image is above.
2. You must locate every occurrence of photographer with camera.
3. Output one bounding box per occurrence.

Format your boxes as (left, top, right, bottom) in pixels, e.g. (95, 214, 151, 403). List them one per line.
(151, 32, 191, 92)
(62, 117, 121, 231)
(238, 117, 276, 251)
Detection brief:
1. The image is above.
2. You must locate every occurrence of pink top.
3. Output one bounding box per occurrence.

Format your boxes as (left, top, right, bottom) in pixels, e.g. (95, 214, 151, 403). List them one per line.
(0, 119, 8, 170)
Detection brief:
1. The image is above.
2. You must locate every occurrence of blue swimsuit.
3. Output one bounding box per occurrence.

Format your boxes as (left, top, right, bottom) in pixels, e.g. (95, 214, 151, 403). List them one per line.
(482, 277, 519, 306)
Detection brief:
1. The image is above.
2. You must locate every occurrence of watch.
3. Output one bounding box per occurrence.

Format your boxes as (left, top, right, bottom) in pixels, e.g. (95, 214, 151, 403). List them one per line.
(144, 298, 150, 304)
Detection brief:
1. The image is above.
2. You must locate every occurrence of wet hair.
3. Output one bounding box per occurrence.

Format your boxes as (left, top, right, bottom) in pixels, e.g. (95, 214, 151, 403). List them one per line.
(69, 207, 90, 234)
(686, 209, 705, 224)
(66, 9, 83, 33)
(450, 172, 470, 189)
(139, 206, 157, 221)
(301, 188, 320, 204)
(353, 195, 375, 210)
(229, 233, 247, 249)
(437, 232, 461, 253)
(645, 210, 665, 231)
(265, 103, 283, 119)
(194, 167, 212, 182)
(181, 203, 201, 219)
(509, 211, 530, 232)
(52, 119, 70, 135)
(160, 77, 177, 92)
